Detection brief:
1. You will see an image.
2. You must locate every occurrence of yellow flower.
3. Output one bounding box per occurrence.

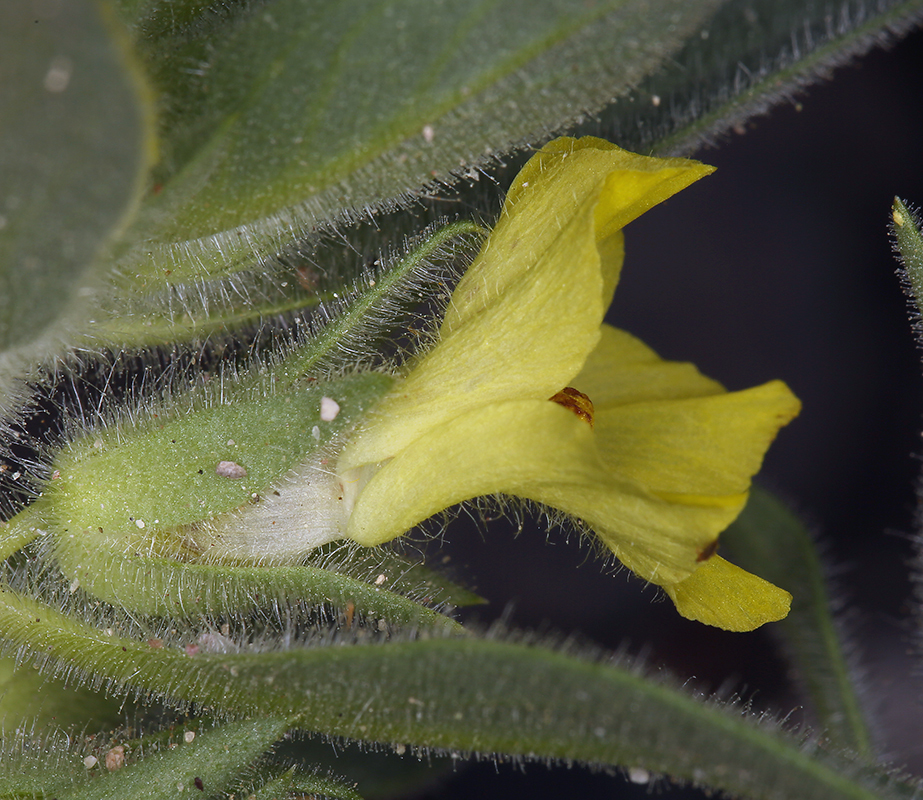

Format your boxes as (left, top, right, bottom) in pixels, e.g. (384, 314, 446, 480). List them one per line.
(336, 136, 800, 632)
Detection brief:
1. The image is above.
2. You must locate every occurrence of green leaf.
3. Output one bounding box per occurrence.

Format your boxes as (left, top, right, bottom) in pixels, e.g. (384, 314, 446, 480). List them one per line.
(8, 0, 923, 357)
(0, 587, 916, 800)
(722, 487, 874, 758)
(7, 1, 923, 361)
(49, 538, 470, 631)
(598, 0, 923, 155)
(0, 0, 727, 363)
(92, 0, 722, 347)
(0, 728, 86, 798)
(63, 718, 289, 800)
(125, 0, 721, 240)
(0, 719, 281, 799)
(0, 654, 123, 732)
(252, 768, 365, 800)
(0, 0, 153, 381)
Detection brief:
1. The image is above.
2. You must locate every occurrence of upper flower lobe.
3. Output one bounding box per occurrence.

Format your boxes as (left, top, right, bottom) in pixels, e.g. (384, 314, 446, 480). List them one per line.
(337, 136, 801, 631)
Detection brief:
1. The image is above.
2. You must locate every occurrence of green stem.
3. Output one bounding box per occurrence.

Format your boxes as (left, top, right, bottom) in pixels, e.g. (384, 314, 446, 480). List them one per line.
(893, 197, 923, 317)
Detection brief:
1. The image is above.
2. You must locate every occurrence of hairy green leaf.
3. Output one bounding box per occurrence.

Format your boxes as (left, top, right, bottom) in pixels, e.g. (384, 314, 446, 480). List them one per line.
(722, 487, 874, 758)
(597, 0, 923, 155)
(0, 654, 123, 732)
(63, 718, 289, 800)
(0, 587, 917, 800)
(252, 768, 365, 800)
(89, 0, 721, 347)
(7, 0, 923, 358)
(124, 0, 719, 240)
(0, 728, 86, 798)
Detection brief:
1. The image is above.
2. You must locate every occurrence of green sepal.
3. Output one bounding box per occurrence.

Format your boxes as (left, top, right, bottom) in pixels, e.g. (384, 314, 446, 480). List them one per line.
(48, 371, 392, 538)
(45, 534, 469, 631)
(5, 223, 488, 628)
(0, 504, 46, 562)
(38, 369, 481, 626)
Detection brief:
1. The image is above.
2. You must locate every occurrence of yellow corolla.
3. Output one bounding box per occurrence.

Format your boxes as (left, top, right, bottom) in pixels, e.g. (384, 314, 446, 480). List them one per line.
(336, 136, 800, 632)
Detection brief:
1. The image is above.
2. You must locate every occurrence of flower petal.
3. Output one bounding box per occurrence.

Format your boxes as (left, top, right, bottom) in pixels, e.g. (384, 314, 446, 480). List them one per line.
(575, 324, 725, 407)
(345, 400, 744, 586)
(339, 138, 713, 471)
(442, 138, 714, 349)
(592, 379, 802, 500)
(664, 556, 792, 631)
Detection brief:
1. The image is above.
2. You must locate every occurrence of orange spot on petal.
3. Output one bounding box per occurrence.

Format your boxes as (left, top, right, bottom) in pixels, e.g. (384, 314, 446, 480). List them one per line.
(549, 387, 594, 427)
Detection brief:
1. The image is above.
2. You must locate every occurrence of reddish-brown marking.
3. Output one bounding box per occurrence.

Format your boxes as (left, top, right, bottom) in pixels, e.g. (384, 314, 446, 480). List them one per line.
(549, 387, 595, 428)
(696, 539, 720, 562)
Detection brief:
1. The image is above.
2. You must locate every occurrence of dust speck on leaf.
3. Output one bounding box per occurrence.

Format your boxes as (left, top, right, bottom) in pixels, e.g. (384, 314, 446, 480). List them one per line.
(105, 746, 126, 771)
(628, 767, 651, 784)
(216, 460, 248, 479)
(320, 396, 341, 421)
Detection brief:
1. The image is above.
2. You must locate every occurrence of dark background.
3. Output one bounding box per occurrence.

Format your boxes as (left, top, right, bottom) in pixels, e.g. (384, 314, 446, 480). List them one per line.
(415, 21, 923, 799)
